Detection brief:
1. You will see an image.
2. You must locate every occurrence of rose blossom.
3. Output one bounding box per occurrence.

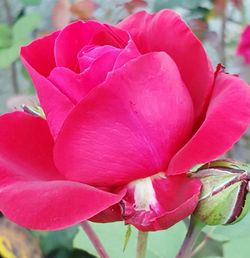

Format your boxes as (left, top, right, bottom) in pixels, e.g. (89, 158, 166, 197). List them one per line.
(0, 9, 250, 231)
(236, 25, 250, 64)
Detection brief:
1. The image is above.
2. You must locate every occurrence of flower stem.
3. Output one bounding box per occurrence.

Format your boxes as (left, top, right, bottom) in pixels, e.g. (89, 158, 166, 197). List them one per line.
(80, 221, 110, 258)
(176, 216, 205, 258)
(219, 0, 228, 65)
(136, 231, 148, 258)
(3, 0, 20, 94)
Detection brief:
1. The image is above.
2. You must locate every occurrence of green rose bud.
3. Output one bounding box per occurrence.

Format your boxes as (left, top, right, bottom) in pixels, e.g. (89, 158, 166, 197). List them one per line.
(192, 160, 250, 225)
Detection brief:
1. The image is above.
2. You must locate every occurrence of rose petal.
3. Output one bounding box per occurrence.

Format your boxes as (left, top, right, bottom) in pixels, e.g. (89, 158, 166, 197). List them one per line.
(48, 40, 140, 104)
(118, 9, 214, 120)
(54, 52, 193, 186)
(236, 25, 250, 64)
(21, 55, 74, 138)
(0, 180, 124, 230)
(168, 72, 250, 175)
(21, 21, 138, 137)
(49, 49, 121, 104)
(21, 31, 59, 77)
(124, 175, 201, 231)
(90, 203, 123, 223)
(0, 112, 62, 181)
(114, 39, 140, 68)
(21, 35, 75, 138)
(54, 20, 130, 72)
(0, 112, 124, 229)
(78, 45, 121, 72)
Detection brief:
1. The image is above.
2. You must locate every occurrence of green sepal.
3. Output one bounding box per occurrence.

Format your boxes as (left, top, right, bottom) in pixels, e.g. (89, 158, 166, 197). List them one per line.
(192, 168, 239, 200)
(195, 181, 242, 225)
(231, 189, 250, 225)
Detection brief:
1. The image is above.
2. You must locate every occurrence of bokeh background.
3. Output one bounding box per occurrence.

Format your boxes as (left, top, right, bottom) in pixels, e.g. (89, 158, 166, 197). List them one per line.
(0, 0, 250, 257)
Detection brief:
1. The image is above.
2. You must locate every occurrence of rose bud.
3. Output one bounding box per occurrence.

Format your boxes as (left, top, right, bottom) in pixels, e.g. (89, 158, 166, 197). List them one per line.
(192, 160, 250, 225)
(236, 25, 250, 65)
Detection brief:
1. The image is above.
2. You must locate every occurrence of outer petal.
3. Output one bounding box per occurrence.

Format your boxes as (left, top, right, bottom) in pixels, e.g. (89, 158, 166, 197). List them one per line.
(118, 9, 214, 119)
(0, 112, 124, 229)
(168, 72, 250, 175)
(20, 31, 59, 77)
(90, 203, 123, 223)
(0, 112, 62, 181)
(124, 175, 201, 231)
(0, 180, 124, 230)
(21, 35, 74, 138)
(54, 52, 193, 186)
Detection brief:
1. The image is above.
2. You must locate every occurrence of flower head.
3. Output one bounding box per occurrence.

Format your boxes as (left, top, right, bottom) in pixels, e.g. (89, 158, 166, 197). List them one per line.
(236, 25, 250, 64)
(0, 10, 250, 231)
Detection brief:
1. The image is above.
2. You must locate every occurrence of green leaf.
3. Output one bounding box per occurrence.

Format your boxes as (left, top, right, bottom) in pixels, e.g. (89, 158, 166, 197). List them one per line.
(0, 44, 20, 68)
(0, 23, 12, 49)
(47, 248, 97, 258)
(33, 226, 79, 256)
(21, 0, 41, 5)
(71, 249, 97, 258)
(0, 13, 41, 68)
(49, 248, 69, 258)
(223, 237, 250, 258)
(153, 0, 184, 11)
(193, 232, 227, 258)
(123, 225, 132, 252)
(153, 0, 211, 11)
(12, 13, 41, 44)
(188, 7, 211, 20)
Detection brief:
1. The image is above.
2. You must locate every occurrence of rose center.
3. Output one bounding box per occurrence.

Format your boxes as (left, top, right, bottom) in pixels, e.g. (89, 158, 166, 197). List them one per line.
(133, 177, 157, 211)
(129, 173, 165, 212)
(78, 44, 121, 71)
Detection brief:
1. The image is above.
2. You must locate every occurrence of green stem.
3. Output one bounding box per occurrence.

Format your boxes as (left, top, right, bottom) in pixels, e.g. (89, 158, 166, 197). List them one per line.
(176, 216, 205, 258)
(191, 228, 214, 257)
(219, 1, 227, 65)
(136, 231, 148, 258)
(3, 0, 20, 94)
(11, 62, 19, 94)
(3, 0, 13, 24)
(80, 221, 110, 258)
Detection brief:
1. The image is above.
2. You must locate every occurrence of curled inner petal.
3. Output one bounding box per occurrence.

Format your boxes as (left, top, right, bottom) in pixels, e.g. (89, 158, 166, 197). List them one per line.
(122, 174, 201, 231)
(78, 45, 122, 72)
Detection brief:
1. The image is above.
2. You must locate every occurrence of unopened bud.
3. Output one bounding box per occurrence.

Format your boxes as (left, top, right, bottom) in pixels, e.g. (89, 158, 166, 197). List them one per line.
(192, 160, 250, 225)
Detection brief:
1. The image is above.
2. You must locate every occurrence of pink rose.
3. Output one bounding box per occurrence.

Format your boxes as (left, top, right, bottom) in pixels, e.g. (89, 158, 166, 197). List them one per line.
(232, 0, 242, 8)
(0, 9, 250, 231)
(237, 25, 250, 64)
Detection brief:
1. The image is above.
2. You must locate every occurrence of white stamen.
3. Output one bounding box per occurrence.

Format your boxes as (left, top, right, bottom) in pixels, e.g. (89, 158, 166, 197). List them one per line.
(134, 177, 157, 211)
